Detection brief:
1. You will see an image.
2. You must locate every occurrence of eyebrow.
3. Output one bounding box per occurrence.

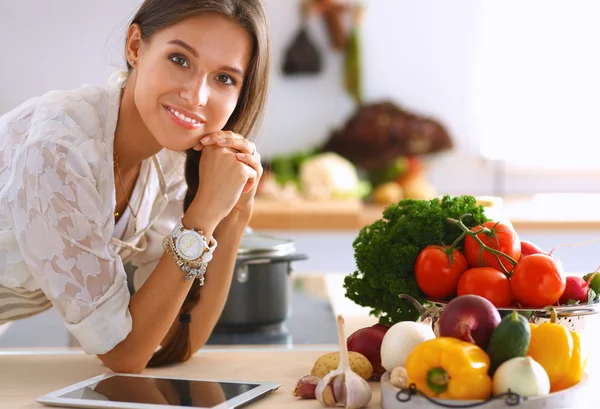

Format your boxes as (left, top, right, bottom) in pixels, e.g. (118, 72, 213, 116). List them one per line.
(167, 39, 245, 77)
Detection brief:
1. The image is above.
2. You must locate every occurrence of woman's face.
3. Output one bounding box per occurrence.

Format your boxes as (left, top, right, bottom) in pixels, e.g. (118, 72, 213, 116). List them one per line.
(127, 13, 253, 151)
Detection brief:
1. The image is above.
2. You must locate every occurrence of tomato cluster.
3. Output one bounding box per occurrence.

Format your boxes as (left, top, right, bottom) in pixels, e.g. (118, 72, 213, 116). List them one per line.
(414, 221, 567, 308)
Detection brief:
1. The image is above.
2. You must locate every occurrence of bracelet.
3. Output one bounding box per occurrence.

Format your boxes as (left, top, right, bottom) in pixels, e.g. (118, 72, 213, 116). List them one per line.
(162, 236, 207, 285)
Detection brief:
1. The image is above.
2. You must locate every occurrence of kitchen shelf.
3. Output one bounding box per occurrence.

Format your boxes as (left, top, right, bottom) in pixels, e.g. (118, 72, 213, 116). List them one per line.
(250, 194, 600, 231)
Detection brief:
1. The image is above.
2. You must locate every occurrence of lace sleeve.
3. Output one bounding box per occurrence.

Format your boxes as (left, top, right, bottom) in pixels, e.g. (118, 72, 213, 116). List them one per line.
(7, 140, 132, 354)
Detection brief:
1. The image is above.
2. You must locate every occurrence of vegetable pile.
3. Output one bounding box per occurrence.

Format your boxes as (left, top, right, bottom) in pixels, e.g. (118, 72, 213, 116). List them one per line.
(344, 194, 600, 325)
(292, 298, 587, 407)
(292, 194, 593, 408)
(344, 195, 489, 324)
(383, 296, 587, 401)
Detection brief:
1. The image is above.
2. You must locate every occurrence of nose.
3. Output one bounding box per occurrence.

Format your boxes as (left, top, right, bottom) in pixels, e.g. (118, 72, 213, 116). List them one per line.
(181, 75, 209, 107)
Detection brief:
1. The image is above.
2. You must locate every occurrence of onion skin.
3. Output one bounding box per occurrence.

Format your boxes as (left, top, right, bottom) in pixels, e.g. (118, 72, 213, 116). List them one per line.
(347, 323, 390, 380)
(493, 357, 550, 397)
(438, 294, 501, 350)
(380, 319, 436, 373)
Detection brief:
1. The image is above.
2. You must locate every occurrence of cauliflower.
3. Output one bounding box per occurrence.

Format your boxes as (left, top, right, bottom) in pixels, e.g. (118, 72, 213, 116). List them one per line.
(299, 153, 363, 201)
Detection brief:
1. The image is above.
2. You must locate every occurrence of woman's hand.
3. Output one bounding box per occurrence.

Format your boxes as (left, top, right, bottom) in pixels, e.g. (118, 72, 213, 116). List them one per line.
(195, 132, 262, 217)
(188, 131, 258, 227)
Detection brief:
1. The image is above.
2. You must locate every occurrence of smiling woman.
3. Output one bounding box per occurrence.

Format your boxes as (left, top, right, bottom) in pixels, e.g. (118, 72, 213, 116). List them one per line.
(0, 0, 271, 373)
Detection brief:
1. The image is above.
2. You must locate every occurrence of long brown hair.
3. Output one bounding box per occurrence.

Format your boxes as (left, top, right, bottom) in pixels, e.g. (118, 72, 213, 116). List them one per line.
(125, 0, 271, 367)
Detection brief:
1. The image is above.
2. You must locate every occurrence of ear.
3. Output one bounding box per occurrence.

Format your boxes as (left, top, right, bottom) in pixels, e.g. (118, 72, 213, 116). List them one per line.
(125, 23, 143, 66)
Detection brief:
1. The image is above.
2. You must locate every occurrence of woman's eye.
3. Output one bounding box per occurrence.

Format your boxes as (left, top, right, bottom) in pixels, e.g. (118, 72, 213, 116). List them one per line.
(169, 54, 189, 68)
(217, 74, 236, 86)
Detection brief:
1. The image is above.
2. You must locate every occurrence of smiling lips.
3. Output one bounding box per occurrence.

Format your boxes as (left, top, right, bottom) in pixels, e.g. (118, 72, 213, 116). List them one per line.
(164, 105, 204, 130)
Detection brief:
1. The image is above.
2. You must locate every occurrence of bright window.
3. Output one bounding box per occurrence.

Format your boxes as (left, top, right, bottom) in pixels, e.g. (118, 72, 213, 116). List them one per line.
(471, 1, 600, 171)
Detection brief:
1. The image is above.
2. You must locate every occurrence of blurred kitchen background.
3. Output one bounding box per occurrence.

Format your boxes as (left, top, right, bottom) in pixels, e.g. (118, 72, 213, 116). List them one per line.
(2, 0, 600, 347)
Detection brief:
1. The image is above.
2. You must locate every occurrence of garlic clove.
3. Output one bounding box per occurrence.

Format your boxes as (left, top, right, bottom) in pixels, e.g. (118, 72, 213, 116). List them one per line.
(315, 370, 336, 406)
(332, 374, 346, 405)
(316, 371, 340, 406)
(344, 371, 372, 409)
(293, 375, 321, 399)
(319, 383, 337, 406)
(390, 366, 409, 389)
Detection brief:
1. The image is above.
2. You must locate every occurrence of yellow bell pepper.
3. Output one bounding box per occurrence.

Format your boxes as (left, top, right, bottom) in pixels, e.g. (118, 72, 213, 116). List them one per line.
(527, 308, 587, 392)
(405, 337, 493, 400)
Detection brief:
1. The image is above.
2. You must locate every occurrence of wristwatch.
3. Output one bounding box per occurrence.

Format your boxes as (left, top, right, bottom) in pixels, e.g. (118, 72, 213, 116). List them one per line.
(170, 220, 217, 263)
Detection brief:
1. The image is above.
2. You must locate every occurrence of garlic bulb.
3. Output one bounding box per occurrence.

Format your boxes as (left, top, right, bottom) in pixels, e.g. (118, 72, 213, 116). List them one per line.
(315, 315, 372, 408)
(380, 318, 436, 372)
(493, 357, 550, 398)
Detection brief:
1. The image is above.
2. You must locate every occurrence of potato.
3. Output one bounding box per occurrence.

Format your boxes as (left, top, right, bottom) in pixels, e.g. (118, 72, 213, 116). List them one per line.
(310, 351, 373, 380)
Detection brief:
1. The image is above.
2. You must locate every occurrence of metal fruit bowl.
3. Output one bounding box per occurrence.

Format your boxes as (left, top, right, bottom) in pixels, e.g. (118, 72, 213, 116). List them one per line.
(425, 299, 600, 333)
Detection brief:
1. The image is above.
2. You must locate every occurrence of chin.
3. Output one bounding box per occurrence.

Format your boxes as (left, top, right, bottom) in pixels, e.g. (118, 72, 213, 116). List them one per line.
(158, 137, 199, 153)
(150, 122, 205, 152)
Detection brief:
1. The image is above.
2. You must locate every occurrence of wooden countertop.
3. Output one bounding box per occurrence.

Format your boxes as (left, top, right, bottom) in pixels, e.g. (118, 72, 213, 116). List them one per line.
(250, 194, 600, 231)
(1, 347, 383, 409)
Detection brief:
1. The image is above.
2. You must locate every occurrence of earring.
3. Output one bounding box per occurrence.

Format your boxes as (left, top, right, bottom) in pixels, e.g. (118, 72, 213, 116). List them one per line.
(130, 60, 135, 66)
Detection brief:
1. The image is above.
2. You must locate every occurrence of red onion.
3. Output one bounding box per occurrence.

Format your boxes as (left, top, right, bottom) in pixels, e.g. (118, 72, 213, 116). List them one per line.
(438, 294, 501, 350)
(347, 323, 389, 380)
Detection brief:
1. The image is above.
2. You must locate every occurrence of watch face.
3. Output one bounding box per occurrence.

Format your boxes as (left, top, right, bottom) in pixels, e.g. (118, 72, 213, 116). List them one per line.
(176, 231, 204, 260)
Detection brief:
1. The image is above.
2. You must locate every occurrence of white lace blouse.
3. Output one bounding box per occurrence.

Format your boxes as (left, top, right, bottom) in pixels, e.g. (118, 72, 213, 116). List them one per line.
(0, 71, 187, 354)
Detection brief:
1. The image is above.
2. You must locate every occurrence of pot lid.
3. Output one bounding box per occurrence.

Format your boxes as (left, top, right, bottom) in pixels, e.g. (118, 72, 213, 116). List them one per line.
(238, 228, 296, 255)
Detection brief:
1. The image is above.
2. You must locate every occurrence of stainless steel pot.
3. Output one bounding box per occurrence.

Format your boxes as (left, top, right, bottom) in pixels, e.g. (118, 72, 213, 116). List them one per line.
(215, 229, 308, 330)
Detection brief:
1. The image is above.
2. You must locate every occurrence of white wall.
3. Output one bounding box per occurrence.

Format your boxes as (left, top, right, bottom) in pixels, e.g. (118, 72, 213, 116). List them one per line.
(0, 1, 139, 109)
(1, 1, 593, 196)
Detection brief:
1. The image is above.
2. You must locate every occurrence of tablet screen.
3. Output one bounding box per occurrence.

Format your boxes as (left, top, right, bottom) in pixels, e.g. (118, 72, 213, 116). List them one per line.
(59, 374, 261, 408)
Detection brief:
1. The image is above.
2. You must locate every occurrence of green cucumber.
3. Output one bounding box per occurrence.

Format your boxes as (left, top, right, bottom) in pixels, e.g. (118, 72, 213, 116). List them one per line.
(499, 310, 533, 320)
(486, 310, 531, 374)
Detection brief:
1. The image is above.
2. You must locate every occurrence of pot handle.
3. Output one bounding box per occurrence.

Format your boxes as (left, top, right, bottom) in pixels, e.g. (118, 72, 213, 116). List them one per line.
(236, 253, 309, 264)
(235, 258, 271, 284)
(234, 254, 309, 283)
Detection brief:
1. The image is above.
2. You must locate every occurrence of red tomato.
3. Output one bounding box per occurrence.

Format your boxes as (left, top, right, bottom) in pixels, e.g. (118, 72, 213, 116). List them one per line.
(510, 254, 566, 308)
(457, 267, 513, 308)
(520, 240, 547, 257)
(415, 245, 468, 300)
(464, 221, 521, 273)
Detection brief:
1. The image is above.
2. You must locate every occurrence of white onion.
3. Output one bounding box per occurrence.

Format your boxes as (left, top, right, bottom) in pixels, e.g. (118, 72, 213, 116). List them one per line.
(380, 318, 436, 372)
(493, 357, 550, 398)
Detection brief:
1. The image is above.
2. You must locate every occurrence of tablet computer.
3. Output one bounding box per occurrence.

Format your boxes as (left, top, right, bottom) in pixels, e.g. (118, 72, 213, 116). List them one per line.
(36, 373, 281, 409)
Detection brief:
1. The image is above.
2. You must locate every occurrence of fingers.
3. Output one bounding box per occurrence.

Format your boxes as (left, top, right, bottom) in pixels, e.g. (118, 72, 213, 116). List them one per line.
(221, 138, 254, 155)
(241, 160, 259, 193)
(236, 151, 262, 177)
(195, 131, 261, 194)
(193, 133, 225, 151)
(198, 132, 255, 155)
(236, 152, 262, 193)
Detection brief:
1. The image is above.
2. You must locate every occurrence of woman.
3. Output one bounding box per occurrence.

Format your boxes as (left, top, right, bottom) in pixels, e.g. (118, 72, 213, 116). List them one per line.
(0, 0, 270, 373)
